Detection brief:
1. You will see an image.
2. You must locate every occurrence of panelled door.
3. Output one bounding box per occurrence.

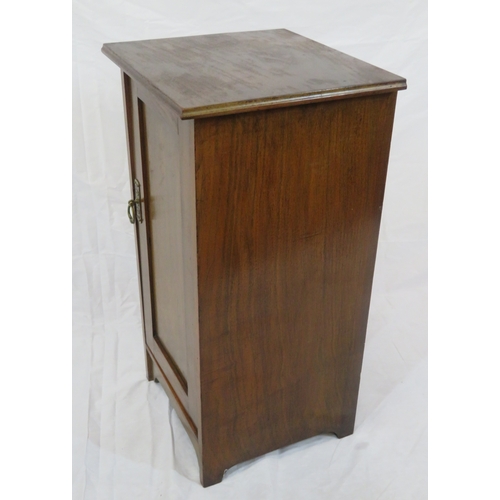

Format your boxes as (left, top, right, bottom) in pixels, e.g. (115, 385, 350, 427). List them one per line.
(121, 72, 200, 437)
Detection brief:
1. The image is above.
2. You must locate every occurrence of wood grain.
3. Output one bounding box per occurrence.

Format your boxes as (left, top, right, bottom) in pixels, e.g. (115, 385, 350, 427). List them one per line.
(121, 72, 154, 382)
(121, 76, 202, 436)
(108, 30, 405, 488)
(103, 29, 406, 119)
(139, 97, 190, 391)
(195, 92, 397, 485)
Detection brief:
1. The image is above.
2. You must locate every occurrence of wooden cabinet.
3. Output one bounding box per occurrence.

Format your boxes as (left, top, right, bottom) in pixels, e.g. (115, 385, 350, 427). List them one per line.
(102, 29, 406, 487)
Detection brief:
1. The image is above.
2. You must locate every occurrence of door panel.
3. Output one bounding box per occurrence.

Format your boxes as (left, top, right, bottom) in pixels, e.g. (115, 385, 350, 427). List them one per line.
(137, 97, 189, 392)
(123, 74, 196, 413)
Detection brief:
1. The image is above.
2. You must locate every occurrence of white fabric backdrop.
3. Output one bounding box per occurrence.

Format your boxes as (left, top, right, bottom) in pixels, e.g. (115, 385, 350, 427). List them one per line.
(73, 1, 427, 498)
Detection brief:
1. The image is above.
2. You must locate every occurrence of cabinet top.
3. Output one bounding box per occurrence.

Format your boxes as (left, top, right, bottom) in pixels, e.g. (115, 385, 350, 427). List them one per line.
(102, 29, 406, 120)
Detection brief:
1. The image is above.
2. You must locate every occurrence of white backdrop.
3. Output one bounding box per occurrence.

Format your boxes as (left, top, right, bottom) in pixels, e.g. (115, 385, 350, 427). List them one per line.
(73, 1, 427, 498)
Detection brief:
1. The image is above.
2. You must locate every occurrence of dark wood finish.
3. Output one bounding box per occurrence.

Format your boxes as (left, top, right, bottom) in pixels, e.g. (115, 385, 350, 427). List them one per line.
(140, 97, 190, 392)
(195, 93, 397, 485)
(103, 29, 406, 120)
(103, 30, 406, 488)
(121, 72, 154, 382)
(121, 74, 202, 450)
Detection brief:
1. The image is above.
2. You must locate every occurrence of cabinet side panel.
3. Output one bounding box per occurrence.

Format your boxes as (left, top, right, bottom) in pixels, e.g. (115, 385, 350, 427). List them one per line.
(195, 93, 397, 475)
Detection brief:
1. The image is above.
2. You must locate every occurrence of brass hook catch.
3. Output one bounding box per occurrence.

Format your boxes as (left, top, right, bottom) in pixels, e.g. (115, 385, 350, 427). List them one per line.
(127, 199, 136, 224)
(127, 179, 143, 224)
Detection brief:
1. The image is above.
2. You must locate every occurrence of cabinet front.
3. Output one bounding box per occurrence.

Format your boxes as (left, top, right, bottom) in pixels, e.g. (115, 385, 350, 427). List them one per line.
(122, 73, 201, 438)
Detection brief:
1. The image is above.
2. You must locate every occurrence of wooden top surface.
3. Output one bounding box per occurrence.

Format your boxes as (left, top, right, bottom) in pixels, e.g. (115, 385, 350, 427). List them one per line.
(102, 29, 406, 119)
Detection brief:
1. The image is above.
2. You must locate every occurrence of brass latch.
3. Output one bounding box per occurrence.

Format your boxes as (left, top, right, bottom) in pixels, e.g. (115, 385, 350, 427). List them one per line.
(127, 178, 143, 224)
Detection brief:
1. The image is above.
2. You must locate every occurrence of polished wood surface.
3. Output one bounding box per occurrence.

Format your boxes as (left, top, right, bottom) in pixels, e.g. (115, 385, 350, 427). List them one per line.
(104, 30, 405, 488)
(102, 29, 406, 119)
(121, 72, 154, 382)
(140, 97, 190, 391)
(121, 75, 202, 447)
(195, 92, 397, 485)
